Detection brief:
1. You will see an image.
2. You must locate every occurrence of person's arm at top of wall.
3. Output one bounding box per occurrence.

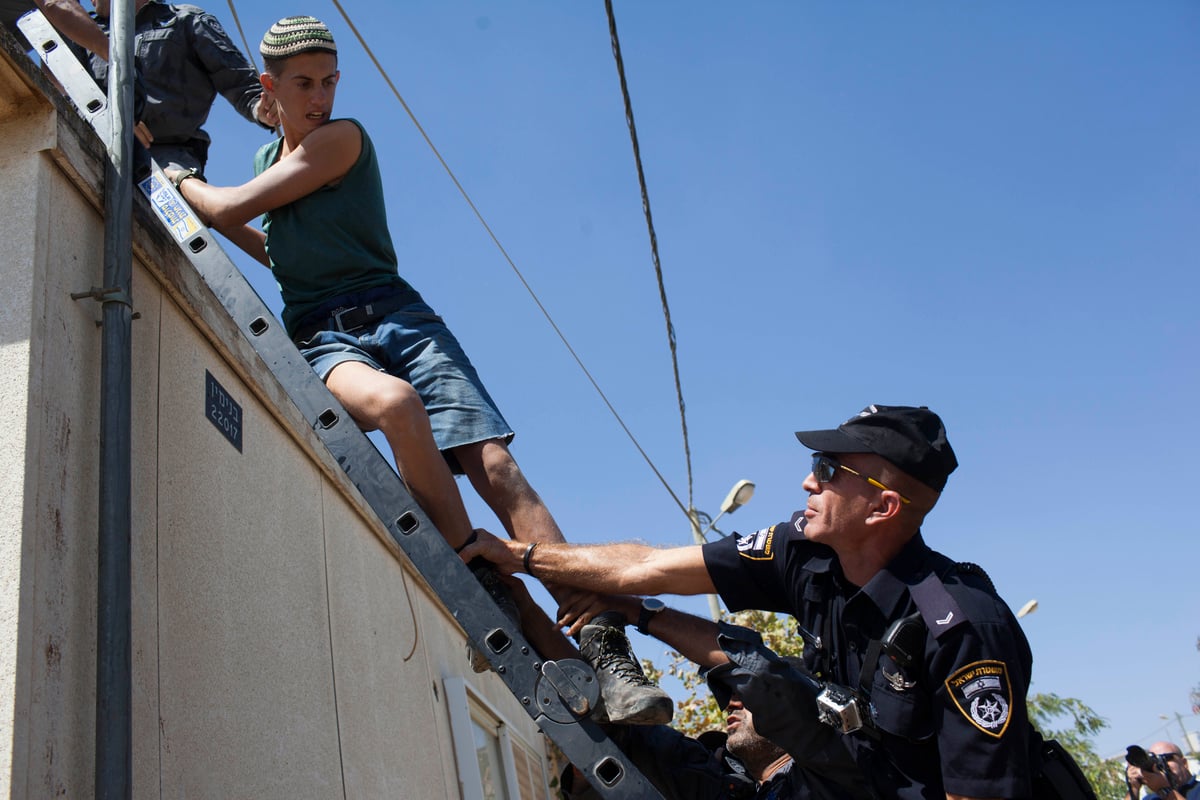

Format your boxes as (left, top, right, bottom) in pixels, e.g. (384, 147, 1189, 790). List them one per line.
(38, 0, 108, 58)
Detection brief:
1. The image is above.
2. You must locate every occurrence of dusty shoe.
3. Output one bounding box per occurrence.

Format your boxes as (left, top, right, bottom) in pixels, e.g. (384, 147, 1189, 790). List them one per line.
(467, 558, 522, 673)
(579, 611, 673, 725)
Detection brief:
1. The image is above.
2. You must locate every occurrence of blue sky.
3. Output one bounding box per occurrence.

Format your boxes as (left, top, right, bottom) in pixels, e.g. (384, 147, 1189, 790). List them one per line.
(195, 1, 1199, 759)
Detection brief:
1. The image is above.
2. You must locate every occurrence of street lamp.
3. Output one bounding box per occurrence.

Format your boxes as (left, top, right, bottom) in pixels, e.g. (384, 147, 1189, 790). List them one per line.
(1017, 599, 1039, 618)
(689, 479, 756, 620)
(699, 479, 756, 540)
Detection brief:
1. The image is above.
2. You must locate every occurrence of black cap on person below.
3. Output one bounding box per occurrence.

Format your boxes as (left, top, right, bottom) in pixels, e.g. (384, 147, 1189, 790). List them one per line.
(794, 404, 958, 491)
(704, 655, 809, 711)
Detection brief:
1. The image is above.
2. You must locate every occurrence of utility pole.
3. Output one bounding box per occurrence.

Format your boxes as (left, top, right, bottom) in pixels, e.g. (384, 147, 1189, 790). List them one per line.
(688, 506, 722, 620)
(1177, 712, 1197, 758)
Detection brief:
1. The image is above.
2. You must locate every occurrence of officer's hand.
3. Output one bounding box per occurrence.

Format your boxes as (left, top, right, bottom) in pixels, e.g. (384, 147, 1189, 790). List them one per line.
(553, 588, 626, 637)
(133, 121, 153, 149)
(254, 92, 279, 129)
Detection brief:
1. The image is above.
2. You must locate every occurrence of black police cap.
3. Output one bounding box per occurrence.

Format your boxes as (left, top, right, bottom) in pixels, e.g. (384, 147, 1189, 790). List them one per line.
(795, 404, 958, 492)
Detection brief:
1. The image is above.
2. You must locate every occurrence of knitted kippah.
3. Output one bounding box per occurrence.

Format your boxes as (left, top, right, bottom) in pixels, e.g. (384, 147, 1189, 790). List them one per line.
(260, 16, 337, 59)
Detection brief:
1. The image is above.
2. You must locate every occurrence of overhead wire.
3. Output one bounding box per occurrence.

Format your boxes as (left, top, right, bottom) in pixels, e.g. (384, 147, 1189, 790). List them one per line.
(603, 0, 696, 520)
(225, 0, 257, 74)
(325, 0, 692, 520)
(226, 0, 280, 137)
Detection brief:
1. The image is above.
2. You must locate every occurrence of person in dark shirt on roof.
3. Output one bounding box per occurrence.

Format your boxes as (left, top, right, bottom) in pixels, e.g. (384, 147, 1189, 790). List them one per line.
(87, 0, 276, 172)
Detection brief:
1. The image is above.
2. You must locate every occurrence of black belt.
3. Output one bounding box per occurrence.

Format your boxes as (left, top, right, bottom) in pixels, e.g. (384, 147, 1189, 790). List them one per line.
(292, 293, 409, 343)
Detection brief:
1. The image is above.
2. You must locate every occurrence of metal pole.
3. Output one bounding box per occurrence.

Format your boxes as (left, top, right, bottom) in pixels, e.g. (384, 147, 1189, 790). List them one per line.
(688, 508, 722, 621)
(1177, 712, 1196, 758)
(97, 0, 135, 795)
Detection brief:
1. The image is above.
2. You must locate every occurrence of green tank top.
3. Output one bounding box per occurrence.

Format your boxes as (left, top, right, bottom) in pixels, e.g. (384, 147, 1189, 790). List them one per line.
(253, 118, 411, 337)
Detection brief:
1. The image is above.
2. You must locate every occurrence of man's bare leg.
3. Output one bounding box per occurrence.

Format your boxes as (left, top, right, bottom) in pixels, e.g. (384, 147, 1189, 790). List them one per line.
(456, 438, 564, 543)
(453, 441, 673, 723)
(454, 439, 614, 621)
(325, 361, 474, 549)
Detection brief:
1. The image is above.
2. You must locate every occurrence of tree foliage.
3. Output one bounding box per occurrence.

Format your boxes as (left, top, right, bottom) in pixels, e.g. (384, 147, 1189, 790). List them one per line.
(1027, 692, 1125, 799)
(643, 610, 1123, 797)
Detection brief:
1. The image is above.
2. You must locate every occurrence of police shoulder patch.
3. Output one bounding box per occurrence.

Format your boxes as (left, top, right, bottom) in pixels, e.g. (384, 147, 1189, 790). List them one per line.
(944, 660, 1013, 738)
(735, 525, 778, 561)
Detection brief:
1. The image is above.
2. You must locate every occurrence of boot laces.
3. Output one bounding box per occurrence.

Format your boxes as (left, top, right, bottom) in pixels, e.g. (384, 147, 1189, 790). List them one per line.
(594, 628, 653, 685)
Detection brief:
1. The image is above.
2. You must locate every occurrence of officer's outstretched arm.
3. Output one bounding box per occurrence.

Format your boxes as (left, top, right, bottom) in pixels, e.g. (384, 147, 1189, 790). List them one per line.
(459, 529, 717, 597)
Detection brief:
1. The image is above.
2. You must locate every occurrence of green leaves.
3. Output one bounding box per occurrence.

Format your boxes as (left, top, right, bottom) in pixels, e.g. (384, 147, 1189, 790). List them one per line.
(1028, 692, 1124, 798)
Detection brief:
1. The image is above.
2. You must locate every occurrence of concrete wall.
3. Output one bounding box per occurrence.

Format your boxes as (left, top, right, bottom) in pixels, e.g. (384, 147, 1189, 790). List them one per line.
(0, 30, 550, 799)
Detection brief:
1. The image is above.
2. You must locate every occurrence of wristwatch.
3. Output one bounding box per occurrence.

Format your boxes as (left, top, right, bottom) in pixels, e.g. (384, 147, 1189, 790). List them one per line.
(171, 167, 200, 189)
(636, 597, 666, 635)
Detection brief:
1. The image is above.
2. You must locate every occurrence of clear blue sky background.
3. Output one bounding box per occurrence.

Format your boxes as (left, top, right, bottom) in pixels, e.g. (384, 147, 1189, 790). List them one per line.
(195, 1, 1198, 760)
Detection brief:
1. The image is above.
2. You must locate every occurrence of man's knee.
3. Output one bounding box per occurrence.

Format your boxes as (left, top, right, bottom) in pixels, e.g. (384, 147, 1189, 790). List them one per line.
(372, 381, 428, 431)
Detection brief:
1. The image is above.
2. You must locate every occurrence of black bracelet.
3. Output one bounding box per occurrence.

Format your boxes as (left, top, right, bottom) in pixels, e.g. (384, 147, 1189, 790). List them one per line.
(454, 529, 479, 554)
(522, 542, 538, 576)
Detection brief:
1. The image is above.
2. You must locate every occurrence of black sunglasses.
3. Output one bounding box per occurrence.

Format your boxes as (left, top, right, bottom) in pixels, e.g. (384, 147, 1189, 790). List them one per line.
(811, 454, 912, 505)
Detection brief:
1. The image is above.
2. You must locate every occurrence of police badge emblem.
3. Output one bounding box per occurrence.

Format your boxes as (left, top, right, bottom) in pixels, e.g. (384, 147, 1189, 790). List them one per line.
(735, 525, 777, 561)
(944, 660, 1013, 738)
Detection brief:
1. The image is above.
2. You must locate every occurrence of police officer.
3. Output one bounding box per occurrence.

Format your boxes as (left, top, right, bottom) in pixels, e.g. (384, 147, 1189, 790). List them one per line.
(560, 622, 873, 800)
(562, 691, 852, 800)
(462, 405, 1042, 800)
(88, 0, 276, 173)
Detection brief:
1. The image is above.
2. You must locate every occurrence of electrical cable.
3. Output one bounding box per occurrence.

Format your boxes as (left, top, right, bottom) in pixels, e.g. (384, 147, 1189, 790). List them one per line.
(225, 0, 258, 74)
(604, 0, 697, 521)
(325, 0, 692, 519)
(225, 0, 280, 137)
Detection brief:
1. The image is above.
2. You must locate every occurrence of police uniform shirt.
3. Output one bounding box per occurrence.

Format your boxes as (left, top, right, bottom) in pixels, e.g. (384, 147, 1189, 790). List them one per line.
(90, 1, 265, 148)
(702, 517, 1038, 800)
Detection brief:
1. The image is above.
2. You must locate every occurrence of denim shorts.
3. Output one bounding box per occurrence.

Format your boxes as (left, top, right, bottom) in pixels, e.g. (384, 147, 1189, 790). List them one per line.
(298, 298, 513, 471)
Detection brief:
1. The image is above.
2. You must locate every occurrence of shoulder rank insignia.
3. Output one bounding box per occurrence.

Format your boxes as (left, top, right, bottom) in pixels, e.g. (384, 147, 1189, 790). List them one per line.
(944, 660, 1013, 738)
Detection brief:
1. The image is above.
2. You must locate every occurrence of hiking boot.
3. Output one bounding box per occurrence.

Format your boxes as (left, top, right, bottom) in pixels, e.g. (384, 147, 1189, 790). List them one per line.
(467, 558, 521, 673)
(579, 611, 673, 725)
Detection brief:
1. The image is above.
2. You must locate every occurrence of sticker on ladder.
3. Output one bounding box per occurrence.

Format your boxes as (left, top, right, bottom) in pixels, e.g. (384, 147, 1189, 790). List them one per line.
(138, 171, 202, 243)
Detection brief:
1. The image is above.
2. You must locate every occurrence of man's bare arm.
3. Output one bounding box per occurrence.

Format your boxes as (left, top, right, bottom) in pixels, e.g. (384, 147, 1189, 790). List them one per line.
(218, 224, 268, 267)
(459, 529, 718, 597)
(644, 606, 726, 667)
(37, 0, 109, 59)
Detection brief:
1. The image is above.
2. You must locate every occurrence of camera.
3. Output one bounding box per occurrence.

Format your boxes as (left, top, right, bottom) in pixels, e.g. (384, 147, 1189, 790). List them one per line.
(816, 684, 870, 734)
(1126, 745, 1168, 773)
